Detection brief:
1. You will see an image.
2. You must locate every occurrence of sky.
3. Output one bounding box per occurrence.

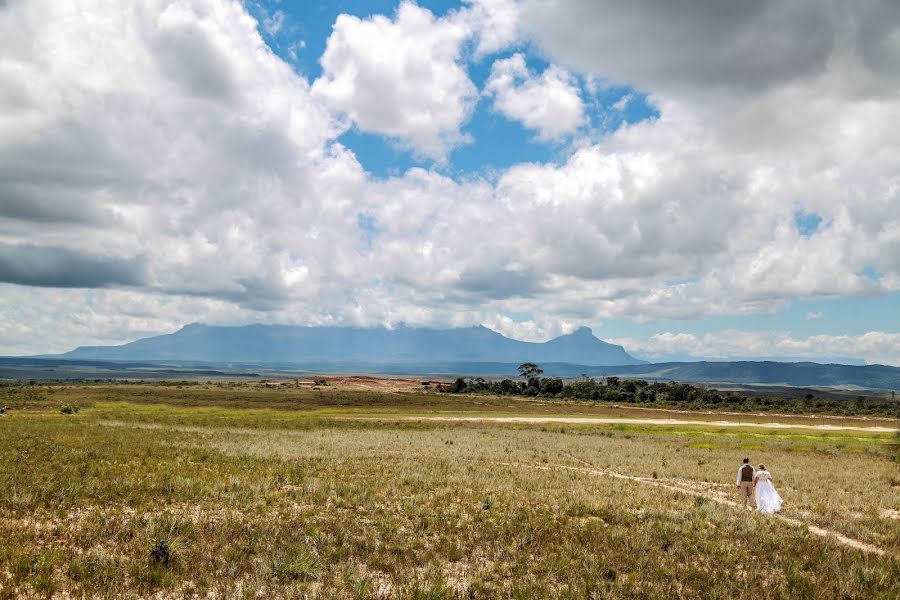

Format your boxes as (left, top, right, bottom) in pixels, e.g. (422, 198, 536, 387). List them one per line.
(0, 0, 899, 365)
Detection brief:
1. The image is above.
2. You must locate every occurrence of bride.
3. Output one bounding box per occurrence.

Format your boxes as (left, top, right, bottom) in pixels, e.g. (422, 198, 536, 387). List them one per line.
(754, 464, 783, 514)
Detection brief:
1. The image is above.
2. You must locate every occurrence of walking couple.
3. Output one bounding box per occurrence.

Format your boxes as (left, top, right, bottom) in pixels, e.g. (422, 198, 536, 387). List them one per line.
(736, 458, 782, 513)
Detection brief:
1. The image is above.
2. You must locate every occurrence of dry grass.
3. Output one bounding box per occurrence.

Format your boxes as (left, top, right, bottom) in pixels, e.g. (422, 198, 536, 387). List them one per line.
(0, 384, 898, 598)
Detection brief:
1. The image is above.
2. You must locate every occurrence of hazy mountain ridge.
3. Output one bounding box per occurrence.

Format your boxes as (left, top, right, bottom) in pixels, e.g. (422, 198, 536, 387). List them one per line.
(61, 323, 644, 366)
(21, 324, 898, 388)
(562, 361, 900, 389)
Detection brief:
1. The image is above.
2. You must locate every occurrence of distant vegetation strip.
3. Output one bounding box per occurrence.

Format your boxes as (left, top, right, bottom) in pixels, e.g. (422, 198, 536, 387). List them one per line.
(445, 364, 900, 417)
(4, 355, 900, 389)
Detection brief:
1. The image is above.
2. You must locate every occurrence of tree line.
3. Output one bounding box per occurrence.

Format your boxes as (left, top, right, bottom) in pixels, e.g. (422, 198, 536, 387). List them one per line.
(443, 363, 900, 416)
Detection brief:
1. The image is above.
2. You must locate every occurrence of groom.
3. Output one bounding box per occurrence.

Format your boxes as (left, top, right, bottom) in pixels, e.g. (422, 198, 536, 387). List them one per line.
(736, 458, 755, 509)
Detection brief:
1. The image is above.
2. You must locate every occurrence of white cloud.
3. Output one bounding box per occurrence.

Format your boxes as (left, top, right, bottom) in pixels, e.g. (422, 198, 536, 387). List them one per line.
(480, 314, 577, 343)
(0, 0, 363, 312)
(612, 94, 631, 111)
(610, 330, 900, 367)
(505, 0, 900, 313)
(312, 1, 477, 160)
(806, 311, 825, 320)
(461, 0, 520, 58)
(262, 9, 284, 36)
(1, 0, 899, 365)
(484, 53, 584, 139)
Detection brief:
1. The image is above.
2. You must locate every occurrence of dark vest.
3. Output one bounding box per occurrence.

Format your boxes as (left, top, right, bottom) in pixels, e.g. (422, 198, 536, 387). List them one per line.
(740, 464, 754, 482)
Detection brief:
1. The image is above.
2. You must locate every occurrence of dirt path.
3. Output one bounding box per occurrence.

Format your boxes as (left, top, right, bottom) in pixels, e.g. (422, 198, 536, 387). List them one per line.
(612, 404, 899, 423)
(400, 415, 897, 433)
(502, 455, 886, 556)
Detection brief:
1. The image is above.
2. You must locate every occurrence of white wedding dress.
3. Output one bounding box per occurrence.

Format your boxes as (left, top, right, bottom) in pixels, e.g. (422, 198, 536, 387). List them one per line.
(754, 470, 783, 513)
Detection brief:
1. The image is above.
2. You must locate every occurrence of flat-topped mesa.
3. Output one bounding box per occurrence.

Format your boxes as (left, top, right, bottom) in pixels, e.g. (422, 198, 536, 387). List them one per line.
(61, 323, 644, 366)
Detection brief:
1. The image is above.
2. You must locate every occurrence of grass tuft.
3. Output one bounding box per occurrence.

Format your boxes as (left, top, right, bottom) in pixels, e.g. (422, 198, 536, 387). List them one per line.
(270, 548, 323, 582)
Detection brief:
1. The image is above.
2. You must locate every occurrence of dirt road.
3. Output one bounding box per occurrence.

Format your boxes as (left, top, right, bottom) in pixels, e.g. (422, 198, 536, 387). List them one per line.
(400, 415, 897, 433)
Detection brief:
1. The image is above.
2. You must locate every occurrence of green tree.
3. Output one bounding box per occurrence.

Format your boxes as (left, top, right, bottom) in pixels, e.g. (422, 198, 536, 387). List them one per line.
(450, 378, 468, 394)
(497, 379, 518, 395)
(517, 363, 543, 380)
(540, 378, 564, 395)
(468, 377, 487, 392)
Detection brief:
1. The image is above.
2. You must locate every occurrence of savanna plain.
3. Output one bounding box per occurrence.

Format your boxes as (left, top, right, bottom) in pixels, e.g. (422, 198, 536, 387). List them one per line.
(1, 381, 898, 599)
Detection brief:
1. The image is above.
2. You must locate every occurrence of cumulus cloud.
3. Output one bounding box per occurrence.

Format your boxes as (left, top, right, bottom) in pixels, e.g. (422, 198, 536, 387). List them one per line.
(610, 330, 900, 367)
(0, 0, 898, 363)
(0, 0, 349, 307)
(509, 0, 900, 309)
(480, 314, 577, 343)
(485, 53, 584, 139)
(0, 284, 266, 355)
(461, 0, 520, 58)
(312, 1, 477, 160)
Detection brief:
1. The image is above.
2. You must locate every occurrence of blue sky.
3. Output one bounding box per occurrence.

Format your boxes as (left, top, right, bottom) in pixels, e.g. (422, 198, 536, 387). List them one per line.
(1, 0, 898, 364)
(251, 0, 658, 177)
(244, 0, 899, 360)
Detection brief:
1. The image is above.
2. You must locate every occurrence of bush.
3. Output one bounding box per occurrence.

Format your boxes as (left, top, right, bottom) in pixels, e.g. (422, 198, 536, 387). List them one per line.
(60, 404, 79, 415)
(561, 380, 601, 400)
(540, 378, 564, 395)
(443, 363, 900, 416)
(146, 516, 190, 568)
(496, 379, 518, 395)
(149, 538, 179, 567)
(449, 378, 467, 393)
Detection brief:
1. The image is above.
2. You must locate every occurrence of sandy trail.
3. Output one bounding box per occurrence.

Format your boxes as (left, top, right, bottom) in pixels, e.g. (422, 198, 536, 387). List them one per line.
(399, 415, 897, 433)
(501, 456, 887, 556)
(611, 404, 899, 423)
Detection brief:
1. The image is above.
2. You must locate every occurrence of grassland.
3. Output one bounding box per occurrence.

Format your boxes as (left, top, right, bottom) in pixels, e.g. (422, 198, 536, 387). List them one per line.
(1, 382, 898, 598)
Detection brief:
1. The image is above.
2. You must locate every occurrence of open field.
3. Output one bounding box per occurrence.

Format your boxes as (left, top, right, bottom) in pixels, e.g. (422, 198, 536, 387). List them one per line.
(1, 383, 898, 598)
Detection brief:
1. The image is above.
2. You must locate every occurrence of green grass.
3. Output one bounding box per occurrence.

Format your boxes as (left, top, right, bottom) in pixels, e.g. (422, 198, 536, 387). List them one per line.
(0, 384, 898, 598)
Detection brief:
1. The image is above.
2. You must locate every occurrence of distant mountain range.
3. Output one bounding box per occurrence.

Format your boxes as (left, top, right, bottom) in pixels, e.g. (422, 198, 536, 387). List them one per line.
(548, 361, 900, 390)
(60, 323, 644, 366)
(8, 323, 893, 389)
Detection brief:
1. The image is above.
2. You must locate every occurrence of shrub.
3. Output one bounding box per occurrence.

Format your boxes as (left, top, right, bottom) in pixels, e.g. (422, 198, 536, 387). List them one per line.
(146, 516, 190, 568)
(149, 538, 178, 567)
(449, 378, 467, 393)
(60, 404, 79, 415)
(539, 378, 564, 395)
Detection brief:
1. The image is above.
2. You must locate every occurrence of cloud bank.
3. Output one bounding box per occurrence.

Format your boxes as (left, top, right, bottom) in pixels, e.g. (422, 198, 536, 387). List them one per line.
(0, 0, 898, 363)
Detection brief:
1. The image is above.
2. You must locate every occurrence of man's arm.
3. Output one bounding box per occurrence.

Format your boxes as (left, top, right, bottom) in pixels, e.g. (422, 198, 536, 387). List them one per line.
(736, 467, 742, 487)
